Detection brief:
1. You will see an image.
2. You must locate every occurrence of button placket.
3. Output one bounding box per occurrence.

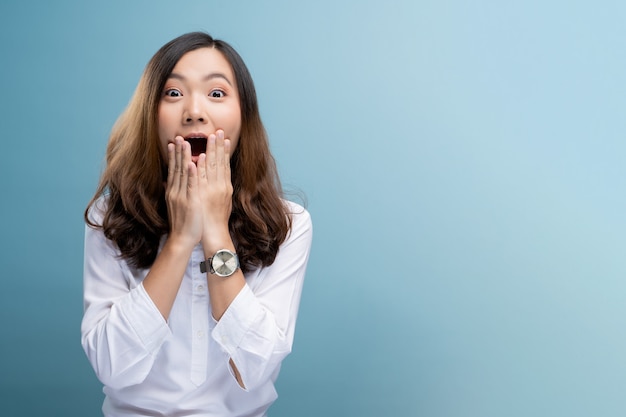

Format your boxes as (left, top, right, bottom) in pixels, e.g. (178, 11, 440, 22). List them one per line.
(190, 247, 209, 386)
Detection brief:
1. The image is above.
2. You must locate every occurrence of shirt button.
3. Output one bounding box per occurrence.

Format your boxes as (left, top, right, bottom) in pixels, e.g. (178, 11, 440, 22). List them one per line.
(197, 331, 204, 338)
(197, 285, 204, 292)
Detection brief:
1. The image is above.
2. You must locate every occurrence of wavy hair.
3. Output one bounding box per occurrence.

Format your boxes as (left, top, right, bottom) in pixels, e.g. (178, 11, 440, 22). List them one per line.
(85, 32, 291, 273)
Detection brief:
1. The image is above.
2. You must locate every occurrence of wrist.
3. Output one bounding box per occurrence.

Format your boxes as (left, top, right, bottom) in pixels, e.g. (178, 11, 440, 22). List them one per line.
(201, 228, 234, 258)
(165, 234, 197, 254)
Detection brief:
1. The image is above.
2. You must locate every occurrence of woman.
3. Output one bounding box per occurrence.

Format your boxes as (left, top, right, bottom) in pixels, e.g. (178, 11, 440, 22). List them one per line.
(81, 32, 312, 416)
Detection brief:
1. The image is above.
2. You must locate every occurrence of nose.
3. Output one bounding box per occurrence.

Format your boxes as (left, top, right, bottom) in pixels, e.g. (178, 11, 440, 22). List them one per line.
(183, 93, 208, 124)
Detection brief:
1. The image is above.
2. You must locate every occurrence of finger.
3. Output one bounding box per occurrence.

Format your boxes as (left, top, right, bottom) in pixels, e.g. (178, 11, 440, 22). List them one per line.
(197, 153, 207, 181)
(168, 137, 181, 189)
(207, 133, 217, 176)
(179, 140, 191, 188)
(186, 160, 198, 195)
(224, 138, 232, 182)
(215, 130, 228, 183)
(166, 142, 176, 190)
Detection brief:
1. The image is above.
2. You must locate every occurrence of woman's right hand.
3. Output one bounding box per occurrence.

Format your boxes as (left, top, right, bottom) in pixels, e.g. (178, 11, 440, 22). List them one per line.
(142, 137, 203, 320)
(165, 136, 203, 250)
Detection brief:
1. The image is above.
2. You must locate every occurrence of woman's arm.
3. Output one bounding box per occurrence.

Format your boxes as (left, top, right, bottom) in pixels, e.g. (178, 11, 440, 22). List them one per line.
(143, 138, 204, 319)
(210, 204, 313, 391)
(81, 139, 205, 389)
(194, 131, 313, 390)
(81, 218, 172, 390)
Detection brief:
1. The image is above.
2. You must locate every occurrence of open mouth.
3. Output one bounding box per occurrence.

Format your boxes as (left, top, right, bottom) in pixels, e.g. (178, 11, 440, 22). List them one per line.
(184, 137, 207, 156)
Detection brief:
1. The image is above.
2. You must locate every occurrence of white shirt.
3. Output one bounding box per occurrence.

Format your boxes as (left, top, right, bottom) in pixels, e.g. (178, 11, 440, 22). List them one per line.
(81, 198, 312, 417)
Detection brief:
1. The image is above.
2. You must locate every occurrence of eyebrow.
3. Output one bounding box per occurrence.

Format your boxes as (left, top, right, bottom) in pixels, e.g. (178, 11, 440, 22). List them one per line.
(168, 72, 233, 86)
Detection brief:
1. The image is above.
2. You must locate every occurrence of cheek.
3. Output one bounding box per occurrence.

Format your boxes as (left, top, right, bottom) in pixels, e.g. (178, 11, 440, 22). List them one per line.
(157, 106, 177, 147)
(224, 107, 242, 147)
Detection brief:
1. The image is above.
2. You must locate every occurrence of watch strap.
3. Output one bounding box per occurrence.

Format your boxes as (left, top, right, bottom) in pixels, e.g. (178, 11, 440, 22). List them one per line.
(199, 259, 211, 274)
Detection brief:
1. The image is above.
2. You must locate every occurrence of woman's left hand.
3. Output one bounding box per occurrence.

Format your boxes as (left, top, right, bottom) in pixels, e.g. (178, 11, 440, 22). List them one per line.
(197, 130, 234, 251)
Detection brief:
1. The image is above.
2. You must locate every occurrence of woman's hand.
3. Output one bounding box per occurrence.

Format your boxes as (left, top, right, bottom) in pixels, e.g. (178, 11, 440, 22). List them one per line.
(165, 137, 204, 250)
(197, 130, 234, 252)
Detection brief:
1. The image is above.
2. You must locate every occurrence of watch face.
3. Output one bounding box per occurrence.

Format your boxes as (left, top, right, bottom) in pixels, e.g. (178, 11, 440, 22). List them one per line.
(212, 250, 238, 277)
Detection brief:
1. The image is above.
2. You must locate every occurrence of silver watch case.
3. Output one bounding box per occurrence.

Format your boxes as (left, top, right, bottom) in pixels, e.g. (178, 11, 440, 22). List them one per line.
(200, 249, 240, 277)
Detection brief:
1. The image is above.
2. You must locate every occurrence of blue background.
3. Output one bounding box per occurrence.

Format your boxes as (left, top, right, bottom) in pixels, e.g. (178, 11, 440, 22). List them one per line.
(1, 1, 625, 416)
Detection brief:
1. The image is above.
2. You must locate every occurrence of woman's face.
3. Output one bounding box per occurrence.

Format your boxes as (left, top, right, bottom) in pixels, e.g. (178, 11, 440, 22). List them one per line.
(158, 47, 242, 164)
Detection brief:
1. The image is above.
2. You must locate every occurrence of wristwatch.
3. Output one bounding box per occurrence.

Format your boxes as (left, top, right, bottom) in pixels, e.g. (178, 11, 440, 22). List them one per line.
(200, 249, 240, 277)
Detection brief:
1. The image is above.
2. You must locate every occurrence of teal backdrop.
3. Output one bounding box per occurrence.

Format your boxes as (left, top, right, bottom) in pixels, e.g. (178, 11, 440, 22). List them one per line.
(1, 1, 625, 416)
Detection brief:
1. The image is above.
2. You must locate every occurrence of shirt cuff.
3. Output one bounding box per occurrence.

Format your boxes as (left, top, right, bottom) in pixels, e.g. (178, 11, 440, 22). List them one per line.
(211, 284, 263, 353)
(118, 283, 171, 353)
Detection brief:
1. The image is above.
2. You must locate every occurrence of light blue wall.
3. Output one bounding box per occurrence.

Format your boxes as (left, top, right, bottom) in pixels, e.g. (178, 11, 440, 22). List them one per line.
(1, 1, 625, 415)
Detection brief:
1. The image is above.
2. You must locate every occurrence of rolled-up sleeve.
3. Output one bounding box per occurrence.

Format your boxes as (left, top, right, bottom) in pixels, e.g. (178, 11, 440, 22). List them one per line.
(212, 205, 313, 391)
(80, 208, 171, 390)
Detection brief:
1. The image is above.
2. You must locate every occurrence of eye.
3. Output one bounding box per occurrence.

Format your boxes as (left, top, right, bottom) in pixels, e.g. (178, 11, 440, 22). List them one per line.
(209, 89, 226, 98)
(164, 88, 182, 97)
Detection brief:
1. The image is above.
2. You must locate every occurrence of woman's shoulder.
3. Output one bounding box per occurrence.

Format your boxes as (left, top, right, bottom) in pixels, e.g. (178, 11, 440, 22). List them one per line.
(282, 199, 312, 236)
(86, 193, 111, 225)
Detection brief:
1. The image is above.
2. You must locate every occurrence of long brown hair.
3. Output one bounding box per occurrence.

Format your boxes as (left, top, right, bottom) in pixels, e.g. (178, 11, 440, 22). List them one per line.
(85, 32, 291, 273)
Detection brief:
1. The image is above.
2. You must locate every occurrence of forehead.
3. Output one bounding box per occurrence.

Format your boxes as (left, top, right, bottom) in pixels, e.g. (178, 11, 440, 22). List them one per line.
(170, 47, 235, 81)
